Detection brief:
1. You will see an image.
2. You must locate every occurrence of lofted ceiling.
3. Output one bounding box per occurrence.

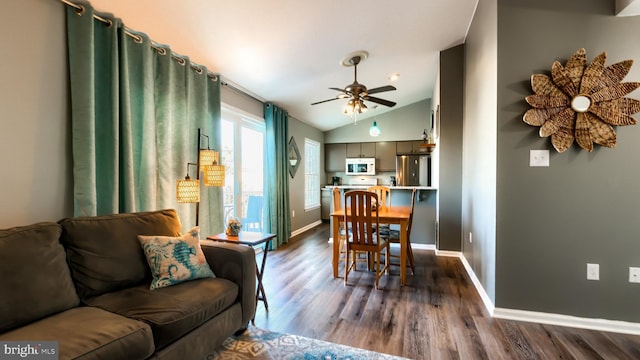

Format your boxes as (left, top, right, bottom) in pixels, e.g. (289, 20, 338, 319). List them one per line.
(88, 0, 479, 131)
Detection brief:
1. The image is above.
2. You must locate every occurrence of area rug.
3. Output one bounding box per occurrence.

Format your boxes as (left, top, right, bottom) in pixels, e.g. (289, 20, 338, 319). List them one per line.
(207, 326, 411, 360)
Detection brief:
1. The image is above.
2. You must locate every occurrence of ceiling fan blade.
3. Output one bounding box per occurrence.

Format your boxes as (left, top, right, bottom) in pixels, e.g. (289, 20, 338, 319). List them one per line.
(329, 87, 346, 92)
(366, 85, 396, 95)
(363, 95, 396, 108)
(311, 97, 340, 106)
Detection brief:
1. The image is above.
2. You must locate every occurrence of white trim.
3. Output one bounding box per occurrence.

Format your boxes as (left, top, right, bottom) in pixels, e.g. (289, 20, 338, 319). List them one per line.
(437, 250, 640, 335)
(493, 308, 640, 336)
(412, 243, 436, 251)
(291, 220, 322, 238)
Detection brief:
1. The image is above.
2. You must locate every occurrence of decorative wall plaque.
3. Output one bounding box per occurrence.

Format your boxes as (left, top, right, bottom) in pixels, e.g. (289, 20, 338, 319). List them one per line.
(524, 48, 640, 152)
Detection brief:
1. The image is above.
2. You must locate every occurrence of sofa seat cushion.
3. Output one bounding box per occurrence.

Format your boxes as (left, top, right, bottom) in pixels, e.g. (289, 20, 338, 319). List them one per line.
(0, 222, 79, 333)
(59, 209, 183, 300)
(0, 307, 154, 360)
(85, 277, 238, 350)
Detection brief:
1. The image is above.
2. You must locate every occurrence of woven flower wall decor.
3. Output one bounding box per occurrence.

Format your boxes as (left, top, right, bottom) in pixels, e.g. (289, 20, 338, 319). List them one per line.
(524, 48, 640, 152)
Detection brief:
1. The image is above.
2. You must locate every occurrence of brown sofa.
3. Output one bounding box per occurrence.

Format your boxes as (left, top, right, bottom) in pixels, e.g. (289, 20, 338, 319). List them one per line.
(0, 209, 256, 359)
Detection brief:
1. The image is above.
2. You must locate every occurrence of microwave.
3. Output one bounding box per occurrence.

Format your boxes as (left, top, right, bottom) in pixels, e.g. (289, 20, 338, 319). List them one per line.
(345, 158, 376, 176)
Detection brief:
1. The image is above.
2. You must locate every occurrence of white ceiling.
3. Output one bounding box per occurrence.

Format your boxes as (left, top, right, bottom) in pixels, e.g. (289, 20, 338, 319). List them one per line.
(88, 0, 479, 131)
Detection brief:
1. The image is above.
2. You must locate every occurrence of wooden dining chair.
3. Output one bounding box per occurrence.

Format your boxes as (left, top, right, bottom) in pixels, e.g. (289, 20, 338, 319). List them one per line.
(334, 187, 368, 267)
(382, 188, 417, 275)
(367, 185, 391, 212)
(367, 185, 392, 233)
(332, 187, 347, 254)
(343, 190, 390, 289)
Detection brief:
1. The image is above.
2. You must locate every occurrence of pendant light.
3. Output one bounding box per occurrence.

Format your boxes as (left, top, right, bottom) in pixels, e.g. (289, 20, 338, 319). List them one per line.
(369, 121, 381, 137)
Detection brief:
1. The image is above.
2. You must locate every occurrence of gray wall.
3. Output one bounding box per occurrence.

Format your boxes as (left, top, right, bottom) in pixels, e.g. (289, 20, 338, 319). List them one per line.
(221, 86, 263, 119)
(495, 0, 640, 322)
(438, 45, 465, 251)
(0, 0, 72, 227)
(463, 0, 499, 304)
(289, 116, 325, 231)
(324, 99, 431, 144)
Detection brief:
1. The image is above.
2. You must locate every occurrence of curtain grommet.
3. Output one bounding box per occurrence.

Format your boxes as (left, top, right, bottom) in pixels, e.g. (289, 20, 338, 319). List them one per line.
(75, 4, 85, 16)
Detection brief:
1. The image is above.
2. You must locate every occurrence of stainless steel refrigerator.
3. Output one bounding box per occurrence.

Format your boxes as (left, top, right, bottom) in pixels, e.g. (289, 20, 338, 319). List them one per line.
(396, 155, 431, 186)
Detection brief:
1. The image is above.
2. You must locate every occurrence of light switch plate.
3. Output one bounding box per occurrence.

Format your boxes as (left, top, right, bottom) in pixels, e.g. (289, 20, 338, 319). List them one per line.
(530, 150, 549, 167)
(587, 263, 599, 281)
(630, 267, 640, 283)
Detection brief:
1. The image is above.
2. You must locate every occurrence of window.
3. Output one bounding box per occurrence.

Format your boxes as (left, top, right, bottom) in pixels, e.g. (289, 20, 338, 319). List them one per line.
(304, 138, 320, 210)
(221, 105, 265, 231)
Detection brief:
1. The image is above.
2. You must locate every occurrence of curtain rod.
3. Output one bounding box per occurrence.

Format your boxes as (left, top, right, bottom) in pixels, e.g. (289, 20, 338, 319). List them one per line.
(59, 0, 218, 81)
(220, 79, 266, 105)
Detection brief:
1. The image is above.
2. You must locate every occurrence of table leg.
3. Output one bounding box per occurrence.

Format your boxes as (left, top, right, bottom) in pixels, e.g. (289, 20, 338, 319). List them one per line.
(252, 240, 270, 323)
(400, 219, 407, 286)
(332, 217, 339, 278)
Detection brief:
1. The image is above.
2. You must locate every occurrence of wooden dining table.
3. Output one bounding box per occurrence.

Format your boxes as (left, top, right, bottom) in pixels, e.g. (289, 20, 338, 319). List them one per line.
(330, 205, 412, 286)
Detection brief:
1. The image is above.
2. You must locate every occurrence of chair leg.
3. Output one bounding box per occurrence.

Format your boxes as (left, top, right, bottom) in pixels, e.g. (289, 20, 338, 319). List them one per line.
(344, 245, 350, 285)
(386, 243, 391, 275)
(374, 251, 380, 290)
(407, 245, 416, 275)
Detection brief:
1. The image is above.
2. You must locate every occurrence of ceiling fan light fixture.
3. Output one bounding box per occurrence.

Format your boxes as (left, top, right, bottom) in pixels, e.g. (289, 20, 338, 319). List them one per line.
(343, 99, 355, 115)
(389, 73, 400, 82)
(369, 121, 381, 137)
(355, 100, 367, 113)
(312, 50, 397, 115)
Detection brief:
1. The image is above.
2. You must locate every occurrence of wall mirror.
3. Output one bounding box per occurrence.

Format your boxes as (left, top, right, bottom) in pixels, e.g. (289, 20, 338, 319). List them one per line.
(288, 136, 301, 178)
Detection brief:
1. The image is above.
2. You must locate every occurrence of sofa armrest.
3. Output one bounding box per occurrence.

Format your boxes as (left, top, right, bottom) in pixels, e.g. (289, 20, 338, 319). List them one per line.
(200, 240, 256, 327)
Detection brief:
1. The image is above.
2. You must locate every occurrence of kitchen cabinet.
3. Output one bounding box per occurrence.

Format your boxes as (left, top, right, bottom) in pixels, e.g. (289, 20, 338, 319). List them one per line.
(375, 141, 396, 172)
(346, 142, 376, 158)
(396, 140, 426, 154)
(325, 143, 347, 172)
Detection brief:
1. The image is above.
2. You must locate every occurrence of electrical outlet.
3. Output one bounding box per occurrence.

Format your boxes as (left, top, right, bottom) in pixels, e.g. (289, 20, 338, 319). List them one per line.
(469, 232, 473, 243)
(292, 210, 295, 218)
(587, 263, 599, 281)
(629, 267, 640, 283)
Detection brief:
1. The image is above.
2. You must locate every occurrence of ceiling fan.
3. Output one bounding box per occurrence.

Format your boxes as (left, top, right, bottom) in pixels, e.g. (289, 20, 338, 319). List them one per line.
(311, 52, 397, 114)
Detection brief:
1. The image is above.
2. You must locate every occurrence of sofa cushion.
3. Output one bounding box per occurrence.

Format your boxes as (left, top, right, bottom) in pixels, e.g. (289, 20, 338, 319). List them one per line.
(138, 226, 215, 290)
(0, 306, 154, 360)
(59, 209, 183, 299)
(85, 278, 238, 350)
(0, 222, 80, 333)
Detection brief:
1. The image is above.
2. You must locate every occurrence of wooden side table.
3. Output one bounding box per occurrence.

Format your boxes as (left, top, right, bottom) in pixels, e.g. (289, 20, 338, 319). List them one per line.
(206, 232, 276, 321)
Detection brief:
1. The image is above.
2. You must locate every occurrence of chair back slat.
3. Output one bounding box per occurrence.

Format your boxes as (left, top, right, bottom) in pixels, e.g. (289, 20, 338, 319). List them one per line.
(344, 190, 379, 247)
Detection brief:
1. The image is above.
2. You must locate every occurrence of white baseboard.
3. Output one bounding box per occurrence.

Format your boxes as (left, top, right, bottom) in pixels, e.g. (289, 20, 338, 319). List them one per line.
(291, 220, 322, 238)
(412, 243, 436, 250)
(493, 308, 640, 336)
(437, 250, 640, 335)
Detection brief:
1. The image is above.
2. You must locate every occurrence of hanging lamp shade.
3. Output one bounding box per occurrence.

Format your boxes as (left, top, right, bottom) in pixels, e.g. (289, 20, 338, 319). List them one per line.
(203, 164, 225, 187)
(199, 149, 219, 173)
(369, 121, 381, 137)
(176, 176, 200, 203)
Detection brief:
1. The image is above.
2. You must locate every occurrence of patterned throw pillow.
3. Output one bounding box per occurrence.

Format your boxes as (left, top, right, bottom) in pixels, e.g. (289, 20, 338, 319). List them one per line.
(138, 227, 215, 290)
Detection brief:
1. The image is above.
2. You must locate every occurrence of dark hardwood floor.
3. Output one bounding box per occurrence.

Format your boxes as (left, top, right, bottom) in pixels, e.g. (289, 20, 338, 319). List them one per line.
(252, 223, 640, 359)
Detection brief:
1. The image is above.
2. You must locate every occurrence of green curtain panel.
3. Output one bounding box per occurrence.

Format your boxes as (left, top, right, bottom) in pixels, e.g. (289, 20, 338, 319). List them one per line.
(66, 3, 223, 235)
(264, 103, 291, 249)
